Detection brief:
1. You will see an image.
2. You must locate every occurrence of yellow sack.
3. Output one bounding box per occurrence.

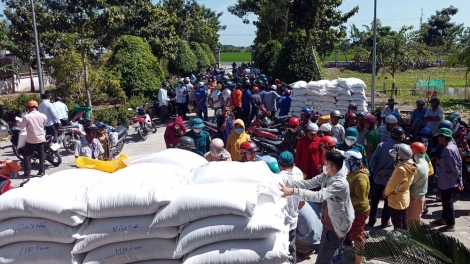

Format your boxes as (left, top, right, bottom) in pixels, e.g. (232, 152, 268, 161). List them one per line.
(428, 161, 434, 176)
(75, 154, 128, 173)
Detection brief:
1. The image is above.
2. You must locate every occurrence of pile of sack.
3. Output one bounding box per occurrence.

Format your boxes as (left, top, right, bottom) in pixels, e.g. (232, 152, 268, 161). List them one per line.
(290, 77, 368, 116)
(0, 149, 290, 264)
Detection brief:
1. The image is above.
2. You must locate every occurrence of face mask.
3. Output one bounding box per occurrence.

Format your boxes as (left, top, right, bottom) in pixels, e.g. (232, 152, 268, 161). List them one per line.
(350, 110, 357, 114)
(322, 165, 329, 175)
(175, 125, 181, 130)
(346, 160, 360, 172)
(345, 139, 356, 147)
(422, 138, 429, 143)
(193, 128, 202, 133)
(235, 128, 244, 134)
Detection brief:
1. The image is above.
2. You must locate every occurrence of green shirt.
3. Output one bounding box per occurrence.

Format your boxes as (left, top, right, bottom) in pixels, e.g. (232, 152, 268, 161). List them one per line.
(364, 128, 380, 150)
(347, 168, 371, 214)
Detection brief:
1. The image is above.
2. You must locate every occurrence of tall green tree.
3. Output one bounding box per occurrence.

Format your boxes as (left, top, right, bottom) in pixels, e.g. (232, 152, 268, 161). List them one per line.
(289, 0, 359, 79)
(420, 5, 464, 53)
(190, 42, 210, 70)
(200, 43, 216, 65)
(105, 35, 164, 97)
(168, 40, 198, 76)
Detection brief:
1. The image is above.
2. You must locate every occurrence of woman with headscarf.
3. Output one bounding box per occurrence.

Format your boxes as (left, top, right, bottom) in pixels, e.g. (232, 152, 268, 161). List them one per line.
(226, 119, 251, 161)
(204, 138, 232, 162)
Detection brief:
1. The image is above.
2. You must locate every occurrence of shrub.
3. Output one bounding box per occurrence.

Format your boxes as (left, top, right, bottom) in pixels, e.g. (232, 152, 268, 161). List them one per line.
(168, 40, 198, 77)
(0, 94, 41, 122)
(272, 32, 323, 83)
(200, 43, 217, 65)
(257, 40, 281, 75)
(253, 43, 266, 69)
(106, 35, 164, 97)
(190, 42, 211, 70)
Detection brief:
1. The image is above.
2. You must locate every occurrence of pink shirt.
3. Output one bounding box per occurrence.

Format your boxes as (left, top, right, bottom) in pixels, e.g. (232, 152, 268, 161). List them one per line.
(18, 110, 47, 144)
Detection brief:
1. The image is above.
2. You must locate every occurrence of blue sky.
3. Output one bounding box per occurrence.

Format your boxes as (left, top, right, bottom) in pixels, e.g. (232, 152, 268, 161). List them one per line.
(1, 0, 469, 46)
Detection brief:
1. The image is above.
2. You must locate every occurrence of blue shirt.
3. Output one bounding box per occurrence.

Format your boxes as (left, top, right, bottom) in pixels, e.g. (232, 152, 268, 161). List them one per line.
(242, 89, 252, 109)
(370, 140, 398, 185)
(278, 95, 291, 116)
(259, 90, 267, 101)
(410, 108, 427, 122)
(438, 141, 463, 190)
(194, 88, 207, 107)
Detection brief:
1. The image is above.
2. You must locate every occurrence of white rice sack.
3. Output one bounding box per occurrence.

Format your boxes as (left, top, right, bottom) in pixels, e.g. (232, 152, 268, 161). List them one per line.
(358, 105, 368, 112)
(124, 148, 208, 171)
(291, 81, 307, 89)
(306, 95, 322, 102)
(307, 81, 324, 90)
(305, 101, 313, 107)
(0, 184, 87, 226)
(133, 261, 180, 264)
(352, 100, 368, 106)
(336, 106, 349, 112)
(350, 86, 365, 94)
(150, 182, 261, 228)
(291, 88, 308, 97)
(183, 232, 289, 264)
(338, 87, 351, 96)
(81, 238, 176, 264)
(312, 101, 322, 108)
(174, 202, 286, 257)
(321, 110, 332, 116)
(325, 80, 340, 90)
(348, 78, 366, 88)
(192, 161, 281, 187)
(352, 93, 367, 101)
(291, 95, 306, 102)
(0, 218, 79, 248)
(324, 90, 339, 97)
(83, 163, 190, 218)
(321, 96, 336, 103)
(0, 242, 80, 264)
(72, 215, 179, 254)
(291, 101, 306, 108)
(336, 100, 351, 107)
(337, 94, 352, 101)
(320, 102, 336, 111)
(36, 169, 110, 188)
(336, 78, 350, 89)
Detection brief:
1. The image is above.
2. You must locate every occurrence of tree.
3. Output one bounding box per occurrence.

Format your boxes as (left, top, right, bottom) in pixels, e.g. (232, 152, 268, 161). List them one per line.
(168, 40, 198, 76)
(289, 0, 359, 79)
(420, 5, 464, 53)
(190, 42, 210, 70)
(257, 40, 281, 75)
(95, 0, 179, 61)
(3, 0, 55, 92)
(378, 26, 430, 94)
(272, 31, 322, 83)
(200, 43, 216, 65)
(105, 35, 164, 97)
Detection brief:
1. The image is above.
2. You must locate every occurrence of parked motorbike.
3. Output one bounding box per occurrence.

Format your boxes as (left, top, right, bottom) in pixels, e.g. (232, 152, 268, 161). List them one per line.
(129, 103, 157, 141)
(58, 112, 87, 154)
(246, 127, 281, 140)
(203, 121, 219, 139)
(105, 123, 129, 158)
(9, 120, 62, 167)
(251, 137, 283, 159)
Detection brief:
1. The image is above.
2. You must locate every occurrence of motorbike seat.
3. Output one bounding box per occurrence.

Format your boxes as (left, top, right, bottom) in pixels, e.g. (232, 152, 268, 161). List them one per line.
(256, 137, 283, 146)
(115, 125, 129, 139)
(275, 115, 290, 124)
(256, 127, 279, 134)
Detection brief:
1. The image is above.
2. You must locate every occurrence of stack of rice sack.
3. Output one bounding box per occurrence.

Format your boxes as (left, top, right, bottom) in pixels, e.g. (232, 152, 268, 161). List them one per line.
(0, 169, 109, 264)
(290, 81, 308, 116)
(177, 161, 290, 264)
(337, 78, 368, 113)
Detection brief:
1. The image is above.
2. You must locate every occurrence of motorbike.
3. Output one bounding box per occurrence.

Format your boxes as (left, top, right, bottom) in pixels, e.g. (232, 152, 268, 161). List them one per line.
(246, 127, 281, 140)
(203, 121, 219, 139)
(99, 122, 129, 158)
(9, 119, 62, 167)
(58, 112, 87, 154)
(251, 137, 283, 159)
(129, 103, 157, 141)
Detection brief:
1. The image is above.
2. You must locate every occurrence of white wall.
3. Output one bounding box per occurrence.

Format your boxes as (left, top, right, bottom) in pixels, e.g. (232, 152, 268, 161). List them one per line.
(0, 74, 52, 94)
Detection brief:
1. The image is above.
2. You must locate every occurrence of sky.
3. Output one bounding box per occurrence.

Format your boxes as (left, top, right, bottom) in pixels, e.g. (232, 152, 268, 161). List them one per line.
(1, 0, 469, 47)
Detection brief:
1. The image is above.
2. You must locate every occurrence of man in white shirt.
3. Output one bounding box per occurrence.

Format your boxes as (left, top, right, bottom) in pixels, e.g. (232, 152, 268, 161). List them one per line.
(53, 96, 69, 126)
(424, 97, 443, 134)
(158, 83, 169, 123)
(380, 98, 399, 126)
(38, 93, 60, 143)
(175, 79, 188, 120)
(211, 85, 222, 115)
(278, 151, 305, 264)
(222, 84, 232, 107)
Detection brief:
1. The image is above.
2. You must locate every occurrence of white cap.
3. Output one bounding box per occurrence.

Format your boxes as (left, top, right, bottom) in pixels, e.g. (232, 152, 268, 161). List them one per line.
(320, 123, 333, 132)
(343, 149, 363, 160)
(308, 123, 319, 132)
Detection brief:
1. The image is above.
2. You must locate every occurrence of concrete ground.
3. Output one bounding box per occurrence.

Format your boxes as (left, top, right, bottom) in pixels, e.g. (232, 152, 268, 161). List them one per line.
(1, 109, 470, 264)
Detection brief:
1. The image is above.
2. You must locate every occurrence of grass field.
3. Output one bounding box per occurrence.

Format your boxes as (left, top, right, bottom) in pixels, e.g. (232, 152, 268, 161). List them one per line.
(220, 52, 252, 62)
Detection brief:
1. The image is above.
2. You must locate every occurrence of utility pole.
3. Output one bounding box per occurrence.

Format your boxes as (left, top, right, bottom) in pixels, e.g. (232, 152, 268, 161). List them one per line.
(420, 8, 424, 29)
(30, 0, 45, 96)
(371, 0, 377, 110)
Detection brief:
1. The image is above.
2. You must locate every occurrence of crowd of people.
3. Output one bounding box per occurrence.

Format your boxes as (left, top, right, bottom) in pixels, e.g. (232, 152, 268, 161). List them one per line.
(163, 89, 467, 263)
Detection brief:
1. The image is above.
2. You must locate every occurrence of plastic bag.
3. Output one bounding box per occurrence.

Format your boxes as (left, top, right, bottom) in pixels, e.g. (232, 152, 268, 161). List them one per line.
(75, 154, 128, 173)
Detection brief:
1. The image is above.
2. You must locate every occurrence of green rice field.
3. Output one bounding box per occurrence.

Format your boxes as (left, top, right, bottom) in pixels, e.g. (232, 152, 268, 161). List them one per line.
(220, 52, 252, 62)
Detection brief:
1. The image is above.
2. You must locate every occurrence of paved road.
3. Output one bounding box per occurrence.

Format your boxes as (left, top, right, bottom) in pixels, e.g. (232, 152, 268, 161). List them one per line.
(1, 109, 470, 264)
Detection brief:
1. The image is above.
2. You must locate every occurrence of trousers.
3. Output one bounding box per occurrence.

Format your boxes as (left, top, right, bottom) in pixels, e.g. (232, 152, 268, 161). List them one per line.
(368, 183, 391, 227)
(45, 125, 57, 143)
(315, 228, 344, 264)
(176, 102, 187, 119)
(23, 142, 45, 178)
(441, 187, 456, 226)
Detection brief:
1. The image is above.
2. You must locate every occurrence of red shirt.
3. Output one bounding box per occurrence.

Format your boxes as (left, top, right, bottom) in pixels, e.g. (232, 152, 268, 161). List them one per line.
(163, 117, 187, 148)
(295, 135, 323, 179)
